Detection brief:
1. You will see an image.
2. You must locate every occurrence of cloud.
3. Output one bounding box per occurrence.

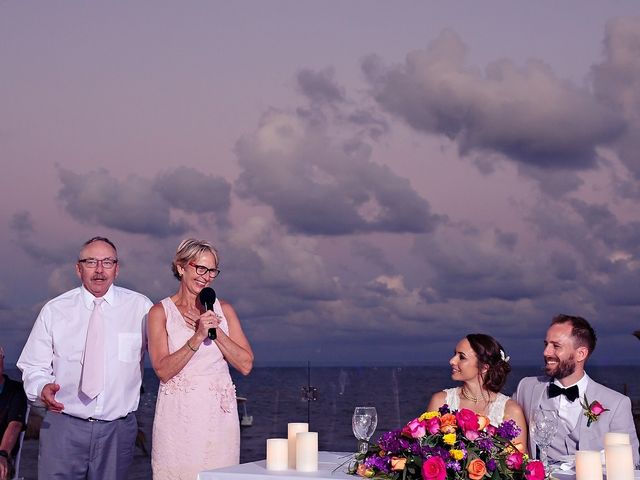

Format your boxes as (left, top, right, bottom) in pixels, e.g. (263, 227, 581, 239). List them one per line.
(297, 67, 345, 105)
(56, 166, 231, 236)
(9, 211, 77, 266)
(235, 109, 440, 235)
(153, 165, 231, 225)
(10, 211, 33, 234)
(363, 28, 624, 173)
(414, 229, 547, 302)
(592, 17, 640, 180)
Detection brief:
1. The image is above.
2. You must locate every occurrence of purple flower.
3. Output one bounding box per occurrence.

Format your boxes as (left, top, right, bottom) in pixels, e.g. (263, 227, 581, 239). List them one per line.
(438, 404, 451, 415)
(379, 429, 406, 452)
(475, 436, 495, 452)
(486, 458, 497, 472)
(364, 454, 391, 473)
(446, 461, 462, 472)
(497, 419, 521, 440)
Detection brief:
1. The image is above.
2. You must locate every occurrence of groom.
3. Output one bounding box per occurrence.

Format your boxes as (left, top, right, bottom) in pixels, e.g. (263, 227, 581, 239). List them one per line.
(513, 314, 639, 465)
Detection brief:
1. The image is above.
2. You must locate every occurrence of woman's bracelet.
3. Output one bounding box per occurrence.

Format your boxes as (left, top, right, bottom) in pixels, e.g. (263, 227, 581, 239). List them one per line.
(186, 340, 198, 352)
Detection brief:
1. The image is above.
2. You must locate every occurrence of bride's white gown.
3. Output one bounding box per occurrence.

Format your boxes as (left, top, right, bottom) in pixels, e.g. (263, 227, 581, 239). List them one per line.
(443, 387, 509, 426)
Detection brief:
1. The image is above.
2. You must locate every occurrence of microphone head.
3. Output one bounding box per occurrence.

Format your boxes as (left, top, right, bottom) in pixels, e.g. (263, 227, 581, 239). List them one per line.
(199, 287, 216, 308)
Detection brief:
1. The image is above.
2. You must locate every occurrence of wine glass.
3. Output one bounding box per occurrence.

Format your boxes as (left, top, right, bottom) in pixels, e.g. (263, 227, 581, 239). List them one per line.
(531, 409, 559, 473)
(352, 406, 378, 454)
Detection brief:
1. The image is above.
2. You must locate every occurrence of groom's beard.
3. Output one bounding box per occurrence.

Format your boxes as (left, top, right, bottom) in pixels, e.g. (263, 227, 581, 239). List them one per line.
(544, 354, 576, 379)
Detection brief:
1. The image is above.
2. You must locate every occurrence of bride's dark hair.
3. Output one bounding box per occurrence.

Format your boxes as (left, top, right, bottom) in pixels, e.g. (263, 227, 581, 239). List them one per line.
(466, 333, 511, 393)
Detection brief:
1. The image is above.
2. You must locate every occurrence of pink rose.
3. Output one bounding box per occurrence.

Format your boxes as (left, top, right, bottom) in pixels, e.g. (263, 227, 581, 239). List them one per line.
(402, 418, 426, 439)
(422, 456, 447, 480)
(485, 424, 497, 436)
(464, 429, 480, 441)
(456, 408, 479, 432)
(425, 417, 441, 435)
(590, 401, 605, 415)
(525, 460, 545, 480)
(506, 451, 524, 469)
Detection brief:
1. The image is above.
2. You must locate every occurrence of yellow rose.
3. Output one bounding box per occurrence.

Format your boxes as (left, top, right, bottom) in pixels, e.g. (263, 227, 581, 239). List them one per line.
(449, 449, 464, 461)
(419, 410, 441, 421)
(443, 433, 457, 445)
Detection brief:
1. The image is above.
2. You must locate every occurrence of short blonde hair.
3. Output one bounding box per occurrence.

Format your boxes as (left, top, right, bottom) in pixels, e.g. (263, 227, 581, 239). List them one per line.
(172, 239, 219, 280)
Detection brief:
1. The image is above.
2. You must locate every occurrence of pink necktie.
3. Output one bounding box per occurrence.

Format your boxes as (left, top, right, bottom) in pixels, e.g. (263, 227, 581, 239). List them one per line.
(81, 298, 105, 399)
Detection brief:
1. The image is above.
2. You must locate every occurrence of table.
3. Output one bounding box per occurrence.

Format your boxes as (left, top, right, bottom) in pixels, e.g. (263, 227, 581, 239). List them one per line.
(197, 452, 640, 480)
(197, 452, 354, 480)
(552, 469, 640, 479)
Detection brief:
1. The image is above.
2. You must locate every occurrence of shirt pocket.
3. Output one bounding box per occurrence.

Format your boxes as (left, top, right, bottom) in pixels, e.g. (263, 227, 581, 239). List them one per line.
(118, 333, 142, 363)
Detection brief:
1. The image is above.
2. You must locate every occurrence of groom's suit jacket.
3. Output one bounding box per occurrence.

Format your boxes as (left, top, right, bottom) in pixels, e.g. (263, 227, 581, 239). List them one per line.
(513, 375, 639, 466)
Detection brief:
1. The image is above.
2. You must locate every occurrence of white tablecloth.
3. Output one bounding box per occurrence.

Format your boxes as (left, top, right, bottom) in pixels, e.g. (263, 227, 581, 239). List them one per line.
(197, 451, 354, 480)
(553, 468, 640, 479)
(197, 452, 640, 480)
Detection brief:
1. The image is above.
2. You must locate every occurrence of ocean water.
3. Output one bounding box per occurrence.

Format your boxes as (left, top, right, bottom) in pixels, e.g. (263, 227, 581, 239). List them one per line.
(11, 365, 640, 479)
(220, 365, 640, 462)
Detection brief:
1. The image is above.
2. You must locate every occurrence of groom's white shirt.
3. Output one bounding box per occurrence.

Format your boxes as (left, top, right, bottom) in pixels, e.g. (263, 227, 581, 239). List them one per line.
(513, 373, 639, 466)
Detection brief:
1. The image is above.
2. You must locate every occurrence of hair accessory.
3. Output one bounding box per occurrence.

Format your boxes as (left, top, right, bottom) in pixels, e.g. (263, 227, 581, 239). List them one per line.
(500, 349, 510, 363)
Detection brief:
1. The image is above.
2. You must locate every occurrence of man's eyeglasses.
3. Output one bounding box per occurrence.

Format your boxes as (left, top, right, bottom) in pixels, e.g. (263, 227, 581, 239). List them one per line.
(188, 262, 221, 278)
(78, 258, 118, 269)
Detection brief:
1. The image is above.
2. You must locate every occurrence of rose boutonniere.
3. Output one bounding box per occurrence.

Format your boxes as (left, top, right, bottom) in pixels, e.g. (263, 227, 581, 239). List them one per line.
(580, 394, 609, 427)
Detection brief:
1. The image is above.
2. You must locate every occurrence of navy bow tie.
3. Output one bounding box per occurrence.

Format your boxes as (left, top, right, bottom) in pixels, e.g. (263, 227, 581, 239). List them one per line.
(548, 383, 579, 402)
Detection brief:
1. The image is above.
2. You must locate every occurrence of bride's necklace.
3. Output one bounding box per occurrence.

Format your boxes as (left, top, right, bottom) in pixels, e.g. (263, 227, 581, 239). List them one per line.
(460, 385, 479, 403)
(460, 386, 493, 405)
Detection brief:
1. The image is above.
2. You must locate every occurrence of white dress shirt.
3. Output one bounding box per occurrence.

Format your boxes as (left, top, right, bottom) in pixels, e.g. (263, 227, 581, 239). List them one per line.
(17, 285, 153, 421)
(553, 372, 590, 430)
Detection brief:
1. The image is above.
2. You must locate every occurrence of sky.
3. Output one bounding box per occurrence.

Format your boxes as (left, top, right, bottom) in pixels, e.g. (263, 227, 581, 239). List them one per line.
(1, 1, 640, 367)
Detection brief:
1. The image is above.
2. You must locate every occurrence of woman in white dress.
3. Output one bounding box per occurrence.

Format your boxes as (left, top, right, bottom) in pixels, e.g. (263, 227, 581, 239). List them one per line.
(426, 333, 528, 451)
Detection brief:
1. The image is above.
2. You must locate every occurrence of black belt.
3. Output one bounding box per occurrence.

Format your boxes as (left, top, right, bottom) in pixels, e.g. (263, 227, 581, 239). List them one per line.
(63, 412, 129, 423)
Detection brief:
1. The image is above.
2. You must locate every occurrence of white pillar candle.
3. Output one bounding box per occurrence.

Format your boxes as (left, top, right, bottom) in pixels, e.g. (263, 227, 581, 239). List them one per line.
(295, 431, 318, 472)
(605, 444, 634, 480)
(575, 450, 602, 480)
(266, 438, 288, 471)
(604, 432, 630, 446)
(287, 422, 308, 469)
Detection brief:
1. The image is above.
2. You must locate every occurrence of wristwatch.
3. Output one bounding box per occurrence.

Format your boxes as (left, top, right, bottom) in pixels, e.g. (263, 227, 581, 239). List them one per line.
(0, 450, 8, 458)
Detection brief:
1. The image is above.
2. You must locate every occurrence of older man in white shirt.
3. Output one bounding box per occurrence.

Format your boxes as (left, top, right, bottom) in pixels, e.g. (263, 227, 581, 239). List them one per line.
(17, 237, 153, 480)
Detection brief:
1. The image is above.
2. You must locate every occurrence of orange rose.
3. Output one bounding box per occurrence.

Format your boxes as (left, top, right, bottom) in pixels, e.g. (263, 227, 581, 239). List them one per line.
(467, 458, 487, 480)
(439, 413, 457, 434)
(356, 463, 374, 478)
(477, 415, 491, 431)
(391, 457, 407, 471)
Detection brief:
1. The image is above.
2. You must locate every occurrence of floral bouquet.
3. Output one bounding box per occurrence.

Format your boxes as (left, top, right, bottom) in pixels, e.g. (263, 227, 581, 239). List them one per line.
(349, 405, 545, 480)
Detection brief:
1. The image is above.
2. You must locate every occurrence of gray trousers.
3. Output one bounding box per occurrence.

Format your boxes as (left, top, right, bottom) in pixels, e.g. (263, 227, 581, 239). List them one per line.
(38, 411, 137, 480)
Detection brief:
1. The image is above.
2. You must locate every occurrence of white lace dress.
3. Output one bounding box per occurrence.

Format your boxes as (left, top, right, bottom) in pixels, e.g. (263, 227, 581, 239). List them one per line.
(443, 387, 509, 426)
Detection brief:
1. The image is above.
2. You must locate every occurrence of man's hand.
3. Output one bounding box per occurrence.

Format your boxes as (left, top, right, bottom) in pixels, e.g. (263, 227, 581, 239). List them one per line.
(41, 383, 64, 412)
(0, 455, 9, 480)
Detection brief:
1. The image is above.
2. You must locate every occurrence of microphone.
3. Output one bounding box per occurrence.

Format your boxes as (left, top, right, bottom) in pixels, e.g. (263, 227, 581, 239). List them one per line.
(198, 287, 217, 340)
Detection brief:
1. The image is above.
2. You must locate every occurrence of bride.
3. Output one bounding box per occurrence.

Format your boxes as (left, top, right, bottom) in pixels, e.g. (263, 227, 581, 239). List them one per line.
(426, 333, 528, 451)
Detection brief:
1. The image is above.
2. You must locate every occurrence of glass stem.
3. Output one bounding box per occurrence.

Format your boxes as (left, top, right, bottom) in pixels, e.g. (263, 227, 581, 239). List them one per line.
(357, 440, 368, 454)
(540, 446, 549, 476)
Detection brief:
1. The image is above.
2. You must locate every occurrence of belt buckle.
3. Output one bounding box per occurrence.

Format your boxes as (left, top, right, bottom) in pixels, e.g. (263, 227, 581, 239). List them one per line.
(86, 417, 101, 422)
